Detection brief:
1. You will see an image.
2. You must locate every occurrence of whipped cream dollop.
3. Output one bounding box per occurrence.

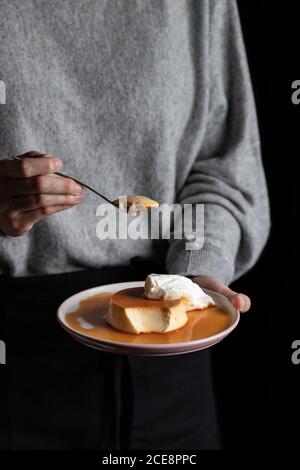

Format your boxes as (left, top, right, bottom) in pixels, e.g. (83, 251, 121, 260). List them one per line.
(145, 274, 215, 311)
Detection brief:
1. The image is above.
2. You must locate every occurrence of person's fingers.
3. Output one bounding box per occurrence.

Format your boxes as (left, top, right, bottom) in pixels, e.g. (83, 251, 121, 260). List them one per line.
(15, 151, 51, 159)
(211, 282, 238, 300)
(11, 193, 83, 212)
(192, 275, 251, 313)
(230, 293, 251, 313)
(4, 175, 83, 197)
(0, 152, 62, 178)
(211, 283, 251, 313)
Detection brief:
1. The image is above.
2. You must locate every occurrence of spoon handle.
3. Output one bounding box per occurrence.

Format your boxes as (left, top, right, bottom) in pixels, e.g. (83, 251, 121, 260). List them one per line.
(54, 171, 115, 206)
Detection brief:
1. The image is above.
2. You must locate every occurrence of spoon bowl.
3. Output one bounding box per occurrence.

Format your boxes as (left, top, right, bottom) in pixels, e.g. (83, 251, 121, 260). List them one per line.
(113, 195, 159, 215)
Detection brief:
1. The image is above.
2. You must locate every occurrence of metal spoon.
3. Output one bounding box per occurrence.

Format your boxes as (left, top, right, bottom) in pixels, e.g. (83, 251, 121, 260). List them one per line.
(12, 156, 159, 215)
(55, 172, 159, 215)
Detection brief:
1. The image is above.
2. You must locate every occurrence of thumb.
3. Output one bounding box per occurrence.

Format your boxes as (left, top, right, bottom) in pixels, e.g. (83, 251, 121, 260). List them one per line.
(192, 276, 251, 313)
(216, 284, 251, 313)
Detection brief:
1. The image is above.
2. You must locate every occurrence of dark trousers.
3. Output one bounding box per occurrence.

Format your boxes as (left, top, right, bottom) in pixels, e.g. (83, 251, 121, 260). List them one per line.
(0, 261, 220, 450)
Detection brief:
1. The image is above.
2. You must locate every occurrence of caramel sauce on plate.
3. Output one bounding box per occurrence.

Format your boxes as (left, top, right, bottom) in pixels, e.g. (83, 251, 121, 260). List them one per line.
(65, 290, 232, 345)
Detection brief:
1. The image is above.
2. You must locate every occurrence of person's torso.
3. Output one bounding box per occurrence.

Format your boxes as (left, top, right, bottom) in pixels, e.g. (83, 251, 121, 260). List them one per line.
(0, 0, 209, 276)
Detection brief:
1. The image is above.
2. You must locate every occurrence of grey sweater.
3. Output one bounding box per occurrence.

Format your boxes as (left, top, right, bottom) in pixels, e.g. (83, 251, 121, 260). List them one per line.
(0, 0, 270, 283)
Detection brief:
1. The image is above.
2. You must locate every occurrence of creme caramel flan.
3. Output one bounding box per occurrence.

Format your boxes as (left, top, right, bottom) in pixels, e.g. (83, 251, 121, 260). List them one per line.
(105, 287, 188, 334)
(105, 274, 215, 335)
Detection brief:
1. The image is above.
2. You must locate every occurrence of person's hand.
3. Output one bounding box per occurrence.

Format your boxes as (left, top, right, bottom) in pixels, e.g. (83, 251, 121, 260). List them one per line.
(0, 151, 84, 237)
(192, 275, 251, 312)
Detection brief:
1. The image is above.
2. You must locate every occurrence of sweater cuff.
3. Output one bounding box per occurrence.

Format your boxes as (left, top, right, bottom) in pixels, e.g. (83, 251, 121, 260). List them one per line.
(166, 241, 235, 285)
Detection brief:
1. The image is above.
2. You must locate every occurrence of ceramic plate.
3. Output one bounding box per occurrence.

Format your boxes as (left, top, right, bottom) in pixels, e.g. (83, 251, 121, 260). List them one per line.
(57, 281, 240, 356)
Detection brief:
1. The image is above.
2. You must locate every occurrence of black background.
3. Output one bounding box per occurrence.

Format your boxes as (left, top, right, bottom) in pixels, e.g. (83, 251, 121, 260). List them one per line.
(211, 1, 300, 449)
